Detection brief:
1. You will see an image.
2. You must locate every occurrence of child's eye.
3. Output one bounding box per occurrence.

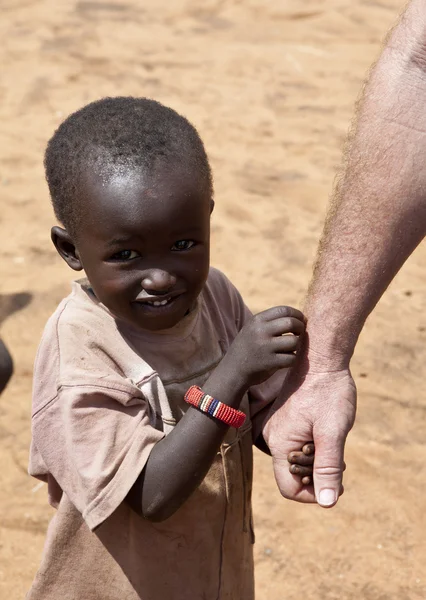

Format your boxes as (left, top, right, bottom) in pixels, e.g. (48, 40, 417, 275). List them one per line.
(171, 240, 195, 251)
(110, 250, 140, 261)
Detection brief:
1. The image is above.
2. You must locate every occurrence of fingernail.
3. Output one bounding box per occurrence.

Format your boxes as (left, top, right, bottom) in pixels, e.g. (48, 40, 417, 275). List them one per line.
(318, 489, 337, 507)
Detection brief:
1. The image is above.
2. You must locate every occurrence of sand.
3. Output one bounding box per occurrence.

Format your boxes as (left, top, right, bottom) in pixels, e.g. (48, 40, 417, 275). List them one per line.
(1, 0, 426, 598)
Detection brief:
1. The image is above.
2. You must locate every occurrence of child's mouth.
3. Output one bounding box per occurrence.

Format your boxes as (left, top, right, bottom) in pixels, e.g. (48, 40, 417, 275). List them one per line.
(133, 291, 185, 312)
(145, 298, 172, 307)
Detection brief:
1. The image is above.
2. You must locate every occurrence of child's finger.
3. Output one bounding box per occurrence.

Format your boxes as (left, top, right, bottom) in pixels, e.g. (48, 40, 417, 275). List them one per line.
(289, 464, 313, 477)
(287, 451, 314, 466)
(267, 317, 305, 337)
(262, 306, 305, 325)
(302, 442, 315, 455)
(272, 334, 299, 354)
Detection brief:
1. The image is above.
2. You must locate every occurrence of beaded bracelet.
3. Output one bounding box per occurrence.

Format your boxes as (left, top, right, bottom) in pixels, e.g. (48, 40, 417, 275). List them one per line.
(184, 385, 246, 429)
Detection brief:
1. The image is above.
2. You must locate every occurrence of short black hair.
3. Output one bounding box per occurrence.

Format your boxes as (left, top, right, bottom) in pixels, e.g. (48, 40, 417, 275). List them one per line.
(44, 97, 213, 236)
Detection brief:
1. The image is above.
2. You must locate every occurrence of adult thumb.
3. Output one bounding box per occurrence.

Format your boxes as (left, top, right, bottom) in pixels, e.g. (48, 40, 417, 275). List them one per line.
(313, 434, 345, 508)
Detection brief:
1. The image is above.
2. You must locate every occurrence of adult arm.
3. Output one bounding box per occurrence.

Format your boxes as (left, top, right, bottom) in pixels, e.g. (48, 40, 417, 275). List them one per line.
(263, 0, 426, 507)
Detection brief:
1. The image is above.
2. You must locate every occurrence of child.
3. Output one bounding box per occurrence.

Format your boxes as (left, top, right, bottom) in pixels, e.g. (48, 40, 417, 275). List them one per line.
(27, 97, 314, 600)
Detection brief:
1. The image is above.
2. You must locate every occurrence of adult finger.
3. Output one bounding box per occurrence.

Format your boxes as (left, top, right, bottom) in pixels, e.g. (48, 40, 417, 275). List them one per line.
(272, 457, 317, 503)
(313, 434, 346, 508)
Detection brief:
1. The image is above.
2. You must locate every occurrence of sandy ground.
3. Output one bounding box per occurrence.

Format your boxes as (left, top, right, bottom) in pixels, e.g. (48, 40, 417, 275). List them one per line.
(1, 0, 426, 598)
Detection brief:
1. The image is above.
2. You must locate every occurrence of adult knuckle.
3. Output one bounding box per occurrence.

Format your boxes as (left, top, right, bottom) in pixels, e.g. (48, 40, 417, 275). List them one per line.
(319, 429, 347, 446)
(314, 465, 343, 477)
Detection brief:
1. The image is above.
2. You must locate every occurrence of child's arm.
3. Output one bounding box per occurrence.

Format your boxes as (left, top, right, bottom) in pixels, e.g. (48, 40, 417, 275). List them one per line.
(126, 306, 304, 522)
(0, 338, 13, 394)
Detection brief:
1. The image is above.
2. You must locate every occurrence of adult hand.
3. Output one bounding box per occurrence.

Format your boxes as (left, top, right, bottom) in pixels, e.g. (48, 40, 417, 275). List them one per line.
(263, 366, 356, 507)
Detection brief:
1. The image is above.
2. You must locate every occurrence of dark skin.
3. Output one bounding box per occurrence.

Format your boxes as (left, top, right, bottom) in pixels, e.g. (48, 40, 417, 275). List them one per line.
(288, 444, 346, 488)
(0, 338, 13, 394)
(53, 162, 311, 522)
(0, 291, 31, 395)
(288, 444, 316, 486)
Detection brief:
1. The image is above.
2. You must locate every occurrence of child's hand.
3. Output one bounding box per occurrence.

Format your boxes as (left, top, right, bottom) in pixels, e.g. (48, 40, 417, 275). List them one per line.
(225, 306, 305, 390)
(288, 442, 315, 485)
(288, 443, 346, 487)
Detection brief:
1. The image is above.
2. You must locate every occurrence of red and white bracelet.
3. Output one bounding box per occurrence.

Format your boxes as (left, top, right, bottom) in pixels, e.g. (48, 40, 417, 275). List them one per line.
(184, 385, 246, 429)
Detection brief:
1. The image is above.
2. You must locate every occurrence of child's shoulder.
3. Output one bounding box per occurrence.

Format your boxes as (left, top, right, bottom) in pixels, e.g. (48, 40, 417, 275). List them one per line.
(34, 279, 146, 408)
(35, 279, 121, 382)
(41, 279, 109, 345)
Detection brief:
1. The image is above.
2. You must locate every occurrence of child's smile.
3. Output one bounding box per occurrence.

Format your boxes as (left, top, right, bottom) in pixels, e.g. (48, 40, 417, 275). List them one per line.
(132, 287, 189, 322)
(134, 286, 185, 309)
(55, 163, 212, 332)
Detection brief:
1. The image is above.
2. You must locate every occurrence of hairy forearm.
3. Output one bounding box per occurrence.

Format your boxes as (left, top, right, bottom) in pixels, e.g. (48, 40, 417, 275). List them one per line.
(305, 0, 426, 369)
(127, 356, 246, 522)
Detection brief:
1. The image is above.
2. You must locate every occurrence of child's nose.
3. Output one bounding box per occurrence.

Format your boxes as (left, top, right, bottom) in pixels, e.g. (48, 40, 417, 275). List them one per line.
(141, 269, 177, 293)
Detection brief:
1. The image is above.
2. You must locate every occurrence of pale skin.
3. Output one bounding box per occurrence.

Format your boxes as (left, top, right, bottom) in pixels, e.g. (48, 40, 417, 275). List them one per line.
(263, 0, 426, 507)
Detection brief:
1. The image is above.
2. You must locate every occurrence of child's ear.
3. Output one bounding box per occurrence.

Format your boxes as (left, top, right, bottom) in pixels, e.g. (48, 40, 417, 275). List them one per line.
(210, 199, 215, 215)
(51, 226, 83, 271)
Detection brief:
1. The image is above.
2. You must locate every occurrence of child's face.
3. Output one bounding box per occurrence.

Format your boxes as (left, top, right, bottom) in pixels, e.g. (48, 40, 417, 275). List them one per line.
(66, 164, 211, 331)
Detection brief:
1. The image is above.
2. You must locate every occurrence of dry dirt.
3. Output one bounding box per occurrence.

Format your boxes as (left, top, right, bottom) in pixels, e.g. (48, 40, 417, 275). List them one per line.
(1, 1, 426, 598)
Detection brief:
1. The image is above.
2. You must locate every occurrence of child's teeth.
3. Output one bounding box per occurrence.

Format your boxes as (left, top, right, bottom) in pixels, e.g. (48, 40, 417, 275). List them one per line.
(152, 299, 169, 306)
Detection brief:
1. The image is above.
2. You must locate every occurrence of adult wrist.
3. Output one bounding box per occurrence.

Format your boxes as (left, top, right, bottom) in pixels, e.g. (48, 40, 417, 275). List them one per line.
(297, 329, 353, 374)
(302, 300, 359, 372)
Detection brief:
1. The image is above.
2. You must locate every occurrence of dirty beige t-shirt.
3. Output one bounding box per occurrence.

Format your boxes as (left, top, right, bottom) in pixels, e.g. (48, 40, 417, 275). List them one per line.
(27, 267, 285, 600)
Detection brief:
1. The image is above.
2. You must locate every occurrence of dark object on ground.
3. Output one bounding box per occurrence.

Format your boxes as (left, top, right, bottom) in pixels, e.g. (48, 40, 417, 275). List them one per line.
(0, 337, 13, 394)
